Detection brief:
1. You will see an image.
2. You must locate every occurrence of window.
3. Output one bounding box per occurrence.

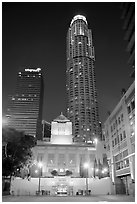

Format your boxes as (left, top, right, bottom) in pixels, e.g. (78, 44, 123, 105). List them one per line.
(120, 161, 124, 169)
(37, 153, 43, 162)
(131, 99, 135, 110)
(115, 138, 117, 146)
(123, 130, 126, 139)
(124, 158, 129, 168)
(117, 135, 120, 144)
(120, 133, 123, 141)
(127, 105, 131, 114)
(69, 154, 76, 166)
(118, 117, 121, 124)
(121, 114, 124, 122)
(47, 154, 55, 165)
(112, 140, 114, 147)
(123, 149, 128, 158)
(116, 162, 120, 170)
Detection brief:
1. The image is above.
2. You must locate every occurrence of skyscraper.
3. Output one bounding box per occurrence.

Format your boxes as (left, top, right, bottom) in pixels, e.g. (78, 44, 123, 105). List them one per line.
(120, 2, 135, 77)
(66, 15, 101, 142)
(6, 68, 43, 140)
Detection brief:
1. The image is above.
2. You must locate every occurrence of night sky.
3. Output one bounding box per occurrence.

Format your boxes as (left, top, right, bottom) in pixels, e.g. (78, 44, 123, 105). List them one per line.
(2, 2, 133, 123)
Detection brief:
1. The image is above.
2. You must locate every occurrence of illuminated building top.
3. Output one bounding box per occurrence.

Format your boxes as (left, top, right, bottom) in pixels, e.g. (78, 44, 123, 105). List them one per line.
(54, 112, 70, 123)
(70, 15, 87, 26)
(24, 68, 41, 72)
(51, 113, 73, 144)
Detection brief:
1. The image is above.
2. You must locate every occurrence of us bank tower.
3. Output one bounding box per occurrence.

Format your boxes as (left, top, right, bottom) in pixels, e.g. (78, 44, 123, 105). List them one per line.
(66, 15, 101, 142)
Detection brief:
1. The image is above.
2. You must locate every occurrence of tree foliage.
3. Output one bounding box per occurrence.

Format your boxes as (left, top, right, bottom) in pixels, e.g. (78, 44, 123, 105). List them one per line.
(51, 170, 58, 176)
(65, 170, 72, 176)
(2, 127, 36, 177)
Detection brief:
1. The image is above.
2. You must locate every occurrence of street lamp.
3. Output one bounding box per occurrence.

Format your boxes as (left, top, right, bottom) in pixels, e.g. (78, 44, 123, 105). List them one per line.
(84, 162, 89, 196)
(94, 138, 98, 144)
(38, 162, 43, 194)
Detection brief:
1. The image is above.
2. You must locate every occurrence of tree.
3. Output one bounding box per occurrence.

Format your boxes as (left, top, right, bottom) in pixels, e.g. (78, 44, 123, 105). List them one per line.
(51, 170, 58, 176)
(2, 127, 36, 177)
(65, 170, 72, 176)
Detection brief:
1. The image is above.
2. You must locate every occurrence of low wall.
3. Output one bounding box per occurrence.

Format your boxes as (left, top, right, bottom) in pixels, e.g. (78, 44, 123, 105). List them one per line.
(10, 177, 112, 196)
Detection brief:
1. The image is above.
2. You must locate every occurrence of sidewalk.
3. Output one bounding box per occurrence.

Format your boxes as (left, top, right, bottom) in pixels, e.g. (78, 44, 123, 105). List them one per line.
(97, 194, 135, 202)
(2, 194, 135, 202)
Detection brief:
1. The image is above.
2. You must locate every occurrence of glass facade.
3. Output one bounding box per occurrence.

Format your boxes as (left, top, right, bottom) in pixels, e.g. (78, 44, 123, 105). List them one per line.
(6, 68, 44, 139)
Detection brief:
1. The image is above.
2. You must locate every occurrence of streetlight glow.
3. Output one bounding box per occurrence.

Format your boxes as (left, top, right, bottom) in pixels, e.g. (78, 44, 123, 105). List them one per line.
(103, 168, 108, 172)
(83, 162, 89, 195)
(95, 168, 99, 172)
(84, 162, 89, 169)
(94, 138, 98, 144)
(38, 162, 43, 168)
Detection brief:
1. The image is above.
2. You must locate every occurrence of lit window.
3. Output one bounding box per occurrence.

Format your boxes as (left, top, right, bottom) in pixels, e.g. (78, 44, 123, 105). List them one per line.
(131, 131, 135, 136)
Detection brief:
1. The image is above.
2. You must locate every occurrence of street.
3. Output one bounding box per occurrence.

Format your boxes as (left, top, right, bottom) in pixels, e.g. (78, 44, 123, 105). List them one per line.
(2, 195, 135, 202)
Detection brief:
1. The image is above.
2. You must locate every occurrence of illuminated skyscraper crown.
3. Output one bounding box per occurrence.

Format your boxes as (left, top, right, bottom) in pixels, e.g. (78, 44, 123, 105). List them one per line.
(70, 15, 87, 26)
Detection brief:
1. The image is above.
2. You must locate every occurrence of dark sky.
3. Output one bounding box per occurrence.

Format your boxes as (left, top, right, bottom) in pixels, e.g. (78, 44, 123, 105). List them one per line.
(2, 2, 133, 123)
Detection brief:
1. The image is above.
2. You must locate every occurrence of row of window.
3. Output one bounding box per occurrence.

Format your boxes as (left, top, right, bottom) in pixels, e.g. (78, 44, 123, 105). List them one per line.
(115, 158, 129, 170)
(112, 130, 126, 147)
(114, 149, 128, 162)
(127, 98, 135, 114)
(111, 113, 124, 132)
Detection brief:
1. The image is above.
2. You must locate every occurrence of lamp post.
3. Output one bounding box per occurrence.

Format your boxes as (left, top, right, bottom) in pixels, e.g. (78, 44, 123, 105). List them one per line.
(84, 162, 89, 196)
(38, 162, 43, 194)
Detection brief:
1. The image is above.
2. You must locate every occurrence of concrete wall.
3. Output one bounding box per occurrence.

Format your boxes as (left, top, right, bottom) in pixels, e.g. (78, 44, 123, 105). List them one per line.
(10, 177, 112, 196)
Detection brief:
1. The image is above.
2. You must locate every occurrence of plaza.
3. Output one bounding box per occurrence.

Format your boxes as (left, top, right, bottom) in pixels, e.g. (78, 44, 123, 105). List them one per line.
(2, 194, 135, 202)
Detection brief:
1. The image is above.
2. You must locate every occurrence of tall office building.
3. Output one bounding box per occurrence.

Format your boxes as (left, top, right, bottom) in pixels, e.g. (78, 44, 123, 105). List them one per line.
(7, 68, 44, 140)
(66, 15, 101, 142)
(120, 2, 135, 77)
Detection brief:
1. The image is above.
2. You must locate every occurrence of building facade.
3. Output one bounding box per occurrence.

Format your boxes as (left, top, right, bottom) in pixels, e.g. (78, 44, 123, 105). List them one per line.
(66, 15, 101, 142)
(27, 113, 108, 195)
(121, 2, 135, 77)
(6, 68, 44, 139)
(103, 81, 135, 195)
